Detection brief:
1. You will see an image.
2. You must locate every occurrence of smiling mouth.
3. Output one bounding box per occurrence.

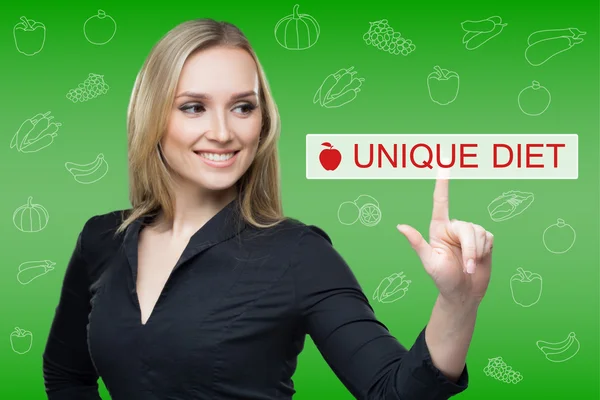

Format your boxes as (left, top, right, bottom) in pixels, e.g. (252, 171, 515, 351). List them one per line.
(194, 150, 240, 162)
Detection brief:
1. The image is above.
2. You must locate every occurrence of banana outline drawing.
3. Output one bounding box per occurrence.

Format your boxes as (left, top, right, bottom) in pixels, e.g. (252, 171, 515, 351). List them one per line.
(536, 332, 580, 363)
(65, 153, 109, 184)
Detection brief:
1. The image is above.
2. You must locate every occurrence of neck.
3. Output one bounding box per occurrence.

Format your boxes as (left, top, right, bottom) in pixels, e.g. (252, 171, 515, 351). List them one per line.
(154, 178, 238, 238)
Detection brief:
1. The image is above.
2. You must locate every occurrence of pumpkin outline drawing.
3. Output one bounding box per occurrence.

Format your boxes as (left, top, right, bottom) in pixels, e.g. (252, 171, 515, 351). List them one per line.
(13, 196, 49, 233)
(274, 4, 320, 50)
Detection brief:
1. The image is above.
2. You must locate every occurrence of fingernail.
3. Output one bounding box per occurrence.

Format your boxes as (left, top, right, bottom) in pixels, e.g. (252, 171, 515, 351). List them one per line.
(466, 259, 475, 274)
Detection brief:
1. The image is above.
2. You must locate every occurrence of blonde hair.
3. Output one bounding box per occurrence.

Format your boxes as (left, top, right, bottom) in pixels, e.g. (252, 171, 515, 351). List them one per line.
(116, 19, 285, 235)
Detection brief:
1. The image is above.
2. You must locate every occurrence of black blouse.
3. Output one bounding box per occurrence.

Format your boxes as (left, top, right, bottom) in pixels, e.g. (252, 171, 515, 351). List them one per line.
(42, 198, 468, 399)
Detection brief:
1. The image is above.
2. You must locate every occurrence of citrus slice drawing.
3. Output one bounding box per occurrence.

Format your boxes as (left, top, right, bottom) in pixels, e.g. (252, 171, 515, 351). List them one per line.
(359, 203, 381, 226)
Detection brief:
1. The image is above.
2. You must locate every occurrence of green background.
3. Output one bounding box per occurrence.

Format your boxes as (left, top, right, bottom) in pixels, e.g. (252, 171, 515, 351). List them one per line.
(1, 0, 598, 398)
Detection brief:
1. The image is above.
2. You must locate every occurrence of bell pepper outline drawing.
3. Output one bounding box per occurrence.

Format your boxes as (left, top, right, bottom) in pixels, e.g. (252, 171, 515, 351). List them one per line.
(10, 327, 33, 355)
(510, 267, 542, 308)
(313, 66, 365, 109)
(427, 66, 460, 106)
(373, 272, 411, 303)
(14, 16, 46, 56)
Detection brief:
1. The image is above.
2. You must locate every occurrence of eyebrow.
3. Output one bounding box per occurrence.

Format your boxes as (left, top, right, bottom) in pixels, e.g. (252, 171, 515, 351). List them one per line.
(175, 90, 258, 100)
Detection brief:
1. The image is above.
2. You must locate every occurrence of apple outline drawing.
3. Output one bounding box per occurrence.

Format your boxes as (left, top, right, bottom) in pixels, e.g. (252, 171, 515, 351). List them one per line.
(319, 142, 342, 171)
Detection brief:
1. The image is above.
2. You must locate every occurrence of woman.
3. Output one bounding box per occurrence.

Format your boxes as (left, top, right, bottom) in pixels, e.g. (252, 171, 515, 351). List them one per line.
(42, 19, 493, 400)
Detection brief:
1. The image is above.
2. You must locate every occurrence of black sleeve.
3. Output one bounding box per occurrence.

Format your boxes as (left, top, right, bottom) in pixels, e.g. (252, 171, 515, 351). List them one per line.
(42, 218, 102, 400)
(291, 226, 468, 400)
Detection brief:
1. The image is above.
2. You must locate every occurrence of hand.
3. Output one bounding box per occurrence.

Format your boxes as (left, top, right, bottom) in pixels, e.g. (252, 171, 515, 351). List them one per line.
(396, 170, 493, 306)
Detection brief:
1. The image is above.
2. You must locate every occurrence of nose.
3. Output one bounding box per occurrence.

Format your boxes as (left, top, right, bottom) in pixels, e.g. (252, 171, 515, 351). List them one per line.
(206, 109, 233, 143)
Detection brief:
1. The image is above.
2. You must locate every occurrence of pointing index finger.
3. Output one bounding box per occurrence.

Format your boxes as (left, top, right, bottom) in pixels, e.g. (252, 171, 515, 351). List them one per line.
(431, 164, 450, 222)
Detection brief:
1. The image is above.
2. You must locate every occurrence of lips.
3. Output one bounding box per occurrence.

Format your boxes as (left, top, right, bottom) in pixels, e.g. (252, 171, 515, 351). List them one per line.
(194, 150, 240, 168)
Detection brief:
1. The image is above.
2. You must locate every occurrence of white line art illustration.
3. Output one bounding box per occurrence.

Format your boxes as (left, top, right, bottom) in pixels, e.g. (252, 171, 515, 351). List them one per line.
(427, 66, 459, 106)
(338, 194, 381, 227)
(319, 142, 342, 171)
(66, 73, 110, 103)
(484, 357, 523, 384)
(10, 327, 33, 355)
(274, 4, 320, 50)
(487, 190, 534, 222)
(13, 196, 49, 233)
(510, 267, 542, 307)
(536, 332, 580, 363)
(542, 218, 576, 254)
(10, 111, 61, 153)
(518, 80, 551, 116)
(14, 16, 46, 56)
(17, 260, 56, 285)
(313, 67, 364, 108)
(461, 16, 507, 50)
(525, 28, 586, 66)
(84, 10, 117, 45)
(65, 153, 109, 184)
(362, 18, 415, 56)
(373, 272, 411, 303)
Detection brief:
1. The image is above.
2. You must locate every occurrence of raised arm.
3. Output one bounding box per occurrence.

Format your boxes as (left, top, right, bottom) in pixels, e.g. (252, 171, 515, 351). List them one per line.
(291, 227, 468, 400)
(42, 219, 102, 399)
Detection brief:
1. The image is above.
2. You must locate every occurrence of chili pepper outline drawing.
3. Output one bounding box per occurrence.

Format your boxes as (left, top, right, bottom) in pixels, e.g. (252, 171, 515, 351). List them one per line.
(373, 272, 411, 303)
(313, 66, 365, 109)
(17, 260, 56, 285)
(525, 27, 586, 66)
(10, 111, 60, 153)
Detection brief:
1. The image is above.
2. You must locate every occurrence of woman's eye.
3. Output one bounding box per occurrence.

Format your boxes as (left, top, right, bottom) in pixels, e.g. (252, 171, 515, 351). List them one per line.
(180, 104, 205, 114)
(234, 103, 257, 115)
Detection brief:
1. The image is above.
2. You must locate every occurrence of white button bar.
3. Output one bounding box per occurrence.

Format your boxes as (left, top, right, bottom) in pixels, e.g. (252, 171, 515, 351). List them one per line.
(306, 134, 578, 179)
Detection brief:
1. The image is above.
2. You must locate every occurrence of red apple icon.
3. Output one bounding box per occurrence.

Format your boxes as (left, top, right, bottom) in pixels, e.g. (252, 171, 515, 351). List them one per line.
(319, 142, 342, 171)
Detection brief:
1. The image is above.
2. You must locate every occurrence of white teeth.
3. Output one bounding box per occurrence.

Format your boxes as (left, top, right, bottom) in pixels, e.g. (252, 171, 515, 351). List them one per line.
(198, 152, 235, 162)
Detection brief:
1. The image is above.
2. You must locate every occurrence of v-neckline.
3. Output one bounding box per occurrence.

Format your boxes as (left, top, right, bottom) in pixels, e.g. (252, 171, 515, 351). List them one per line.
(136, 227, 191, 326)
(121, 198, 247, 327)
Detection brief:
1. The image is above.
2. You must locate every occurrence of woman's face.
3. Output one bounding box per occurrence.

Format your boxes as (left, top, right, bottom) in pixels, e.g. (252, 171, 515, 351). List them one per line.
(161, 46, 263, 193)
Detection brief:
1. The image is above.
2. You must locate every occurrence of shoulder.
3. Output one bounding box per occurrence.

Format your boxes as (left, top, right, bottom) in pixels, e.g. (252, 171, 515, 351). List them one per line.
(264, 217, 345, 267)
(79, 208, 131, 262)
(247, 216, 333, 247)
(274, 219, 363, 295)
(81, 208, 130, 239)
